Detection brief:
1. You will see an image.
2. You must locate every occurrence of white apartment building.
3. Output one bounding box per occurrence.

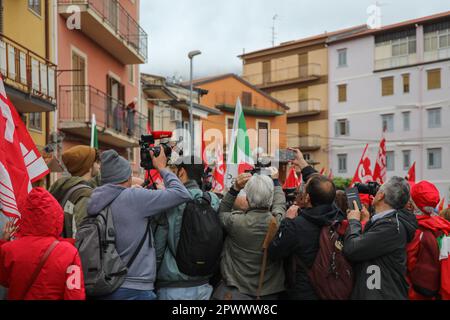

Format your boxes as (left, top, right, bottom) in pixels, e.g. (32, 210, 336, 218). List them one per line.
(328, 12, 450, 201)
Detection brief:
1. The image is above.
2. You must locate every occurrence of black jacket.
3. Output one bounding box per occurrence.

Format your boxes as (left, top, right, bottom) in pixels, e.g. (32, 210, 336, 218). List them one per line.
(344, 209, 418, 300)
(268, 203, 346, 300)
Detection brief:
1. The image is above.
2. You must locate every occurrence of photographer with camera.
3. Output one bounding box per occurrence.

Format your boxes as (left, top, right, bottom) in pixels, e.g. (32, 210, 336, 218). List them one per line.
(268, 148, 346, 300)
(344, 176, 418, 300)
(154, 156, 221, 300)
(213, 169, 286, 300)
(84, 149, 192, 300)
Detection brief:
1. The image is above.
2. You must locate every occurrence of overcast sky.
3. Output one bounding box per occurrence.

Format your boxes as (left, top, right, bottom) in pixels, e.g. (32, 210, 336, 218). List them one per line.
(139, 0, 450, 80)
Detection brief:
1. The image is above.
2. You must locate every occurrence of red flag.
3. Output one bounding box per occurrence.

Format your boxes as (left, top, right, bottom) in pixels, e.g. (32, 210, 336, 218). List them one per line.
(319, 168, 325, 175)
(406, 162, 416, 183)
(438, 198, 446, 212)
(328, 169, 334, 180)
(372, 138, 386, 185)
(283, 167, 301, 189)
(201, 123, 208, 169)
(212, 143, 225, 193)
(0, 76, 49, 219)
(351, 144, 373, 186)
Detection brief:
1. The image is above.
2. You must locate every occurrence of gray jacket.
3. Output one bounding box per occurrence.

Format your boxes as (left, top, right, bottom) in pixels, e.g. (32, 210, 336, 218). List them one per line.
(87, 169, 192, 291)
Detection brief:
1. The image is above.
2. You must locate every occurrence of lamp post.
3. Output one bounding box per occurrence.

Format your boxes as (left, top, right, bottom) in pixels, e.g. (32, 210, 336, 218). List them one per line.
(188, 50, 201, 157)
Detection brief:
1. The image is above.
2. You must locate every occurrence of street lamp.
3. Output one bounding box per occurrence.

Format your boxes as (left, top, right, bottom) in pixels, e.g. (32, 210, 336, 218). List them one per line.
(188, 50, 202, 157)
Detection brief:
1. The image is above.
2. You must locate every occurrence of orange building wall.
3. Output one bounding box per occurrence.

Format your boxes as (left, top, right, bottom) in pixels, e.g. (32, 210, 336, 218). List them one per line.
(198, 77, 287, 152)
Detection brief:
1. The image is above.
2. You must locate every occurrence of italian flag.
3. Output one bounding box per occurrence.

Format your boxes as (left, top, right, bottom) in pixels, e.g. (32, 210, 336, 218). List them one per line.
(90, 114, 98, 149)
(225, 98, 254, 188)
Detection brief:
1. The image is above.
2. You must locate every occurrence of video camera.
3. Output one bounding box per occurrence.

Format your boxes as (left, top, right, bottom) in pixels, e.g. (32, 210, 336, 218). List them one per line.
(355, 181, 381, 197)
(139, 131, 174, 170)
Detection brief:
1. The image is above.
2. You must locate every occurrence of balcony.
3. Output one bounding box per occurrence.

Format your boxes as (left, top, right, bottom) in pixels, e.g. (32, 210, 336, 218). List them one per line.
(243, 63, 321, 90)
(374, 54, 417, 71)
(59, 85, 147, 148)
(0, 33, 57, 113)
(288, 135, 321, 152)
(58, 0, 148, 64)
(286, 99, 321, 118)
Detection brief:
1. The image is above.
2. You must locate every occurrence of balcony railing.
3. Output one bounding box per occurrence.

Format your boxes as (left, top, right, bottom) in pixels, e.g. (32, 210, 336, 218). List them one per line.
(59, 85, 147, 141)
(288, 135, 322, 151)
(0, 33, 57, 107)
(243, 63, 321, 87)
(58, 0, 148, 63)
(286, 99, 321, 116)
(374, 54, 417, 70)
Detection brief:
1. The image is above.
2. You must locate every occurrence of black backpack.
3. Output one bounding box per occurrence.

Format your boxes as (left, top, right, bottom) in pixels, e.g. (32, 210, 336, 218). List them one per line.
(174, 192, 223, 277)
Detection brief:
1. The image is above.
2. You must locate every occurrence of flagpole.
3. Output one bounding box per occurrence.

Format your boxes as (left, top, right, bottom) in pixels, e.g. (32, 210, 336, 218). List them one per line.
(90, 114, 96, 148)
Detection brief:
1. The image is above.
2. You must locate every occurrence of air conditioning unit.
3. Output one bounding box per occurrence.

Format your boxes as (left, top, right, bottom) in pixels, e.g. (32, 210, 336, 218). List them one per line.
(170, 109, 182, 122)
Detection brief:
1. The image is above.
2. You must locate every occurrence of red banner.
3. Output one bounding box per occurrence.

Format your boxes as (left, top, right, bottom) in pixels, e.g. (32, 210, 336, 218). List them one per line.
(0, 77, 49, 219)
(351, 144, 373, 186)
(372, 138, 386, 185)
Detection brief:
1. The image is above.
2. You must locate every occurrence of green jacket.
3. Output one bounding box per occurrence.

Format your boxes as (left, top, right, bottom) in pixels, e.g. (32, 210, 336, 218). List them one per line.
(48, 176, 94, 238)
(154, 180, 220, 288)
(219, 184, 286, 297)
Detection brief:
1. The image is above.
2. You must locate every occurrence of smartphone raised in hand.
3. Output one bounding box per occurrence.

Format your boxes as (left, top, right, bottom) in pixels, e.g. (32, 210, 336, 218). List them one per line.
(278, 149, 296, 162)
(345, 187, 363, 211)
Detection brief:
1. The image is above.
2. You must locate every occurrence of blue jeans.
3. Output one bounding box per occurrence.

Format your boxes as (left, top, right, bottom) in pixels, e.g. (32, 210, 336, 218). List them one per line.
(101, 288, 157, 300)
(158, 284, 213, 300)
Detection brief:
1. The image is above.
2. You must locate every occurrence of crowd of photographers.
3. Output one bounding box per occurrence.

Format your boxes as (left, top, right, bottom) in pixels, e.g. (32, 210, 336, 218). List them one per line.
(0, 143, 450, 300)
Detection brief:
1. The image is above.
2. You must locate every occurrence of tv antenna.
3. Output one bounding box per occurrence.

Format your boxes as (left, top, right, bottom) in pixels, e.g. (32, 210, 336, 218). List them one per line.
(272, 14, 279, 47)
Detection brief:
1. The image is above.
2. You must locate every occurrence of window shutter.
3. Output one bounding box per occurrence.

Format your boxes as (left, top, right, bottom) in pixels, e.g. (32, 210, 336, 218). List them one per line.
(7, 46, 15, 80)
(427, 69, 441, 90)
(335, 121, 339, 137)
(0, 41, 6, 75)
(346, 120, 350, 135)
(382, 77, 394, 96)
(19, 52, 26, 84)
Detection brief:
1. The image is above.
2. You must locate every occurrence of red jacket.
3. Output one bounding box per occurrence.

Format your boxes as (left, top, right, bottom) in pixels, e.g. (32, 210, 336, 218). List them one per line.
(0, 187, 85, 300)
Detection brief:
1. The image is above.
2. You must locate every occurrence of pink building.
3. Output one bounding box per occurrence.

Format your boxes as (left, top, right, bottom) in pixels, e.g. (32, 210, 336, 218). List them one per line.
(56, 0, 148, 168)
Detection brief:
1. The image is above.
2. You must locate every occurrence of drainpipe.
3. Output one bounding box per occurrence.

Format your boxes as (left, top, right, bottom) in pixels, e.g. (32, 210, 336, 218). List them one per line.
(45, 0, 51, 187)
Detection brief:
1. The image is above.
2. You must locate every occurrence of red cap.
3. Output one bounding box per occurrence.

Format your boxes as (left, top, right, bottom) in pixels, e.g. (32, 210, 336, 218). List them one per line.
(411, 181, 440, 214)
(360, 193, 373, 207)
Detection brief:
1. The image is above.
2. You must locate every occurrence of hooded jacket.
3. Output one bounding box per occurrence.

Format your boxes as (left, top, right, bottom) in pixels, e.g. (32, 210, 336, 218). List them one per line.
(344, 209, 418, 300)
(0, 188, 85, 300)
(268, 203, 346, 300)
(87, 169, 191, 292)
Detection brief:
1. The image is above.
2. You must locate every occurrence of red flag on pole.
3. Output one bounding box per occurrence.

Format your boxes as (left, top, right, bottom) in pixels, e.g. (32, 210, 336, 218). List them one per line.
(212, 143, 225, 193)
(351, 144, 373, 186)
(283, 167, 301, 189)
(406, 162, 416, 183)
(372, 138, 386, 185)
(0, 76, 49, 219)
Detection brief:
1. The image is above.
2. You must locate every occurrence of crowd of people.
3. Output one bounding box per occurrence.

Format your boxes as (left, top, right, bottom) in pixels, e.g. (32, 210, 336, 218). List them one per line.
(0, 144, 449, 301)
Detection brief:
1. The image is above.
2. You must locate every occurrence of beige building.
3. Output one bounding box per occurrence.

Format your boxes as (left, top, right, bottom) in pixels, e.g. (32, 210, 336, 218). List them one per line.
(240, 26, 367, 169)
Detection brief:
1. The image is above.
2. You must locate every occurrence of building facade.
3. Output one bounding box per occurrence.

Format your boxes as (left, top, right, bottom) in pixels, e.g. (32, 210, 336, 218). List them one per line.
(56, 0, 148, 172)
(0, 0, 57, 153)
(240, 26, 366, 170)
(192, 74, 288, 170)
(328, 11, 450, 201)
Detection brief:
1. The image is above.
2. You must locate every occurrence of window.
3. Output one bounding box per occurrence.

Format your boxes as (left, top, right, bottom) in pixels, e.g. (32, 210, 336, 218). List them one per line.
(386, 151, 395, 171)
(402, 111, 410, 131)
(303, 153, 311, 161)
(381, 77, 394, 96)
(381, 114, 394, 132)
(28, 0, 41, 15)
(338, 49, 347, 67)
(427, 69, 441, 90)
(427, 148, 442, 169)
(402, 74, 410, 93)
(28, 112, 42, 131)
(257, 121, 269, 155)
(428, 108, 441, 128)
(226, 118, 234, 144)
(338, 154, 347, 173)
(338, 84, 347, 102)
(241, 91, 252, 107)
(128, 65, 135, 85)
(402, 150, 411, 170)
(335, 119, 349, 136)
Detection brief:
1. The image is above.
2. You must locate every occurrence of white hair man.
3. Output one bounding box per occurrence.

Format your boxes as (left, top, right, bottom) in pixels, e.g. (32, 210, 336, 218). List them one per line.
(213, 171, 286, 300)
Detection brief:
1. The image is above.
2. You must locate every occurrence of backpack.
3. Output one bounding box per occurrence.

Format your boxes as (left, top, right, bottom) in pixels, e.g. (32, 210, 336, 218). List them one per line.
(175, 192, 223, 277)
(57, 183, 92, 238)
(409, 228, 441, 297)
(298, 222, 354, 300)
(75, 206, 150, 297)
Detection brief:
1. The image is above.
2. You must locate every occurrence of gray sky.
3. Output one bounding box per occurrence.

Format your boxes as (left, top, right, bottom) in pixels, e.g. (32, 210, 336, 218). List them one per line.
(140, 0, 450, 80)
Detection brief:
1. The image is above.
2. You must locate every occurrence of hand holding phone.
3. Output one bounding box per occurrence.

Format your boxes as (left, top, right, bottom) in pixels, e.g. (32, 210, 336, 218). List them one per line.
(345, 187, 363, 211)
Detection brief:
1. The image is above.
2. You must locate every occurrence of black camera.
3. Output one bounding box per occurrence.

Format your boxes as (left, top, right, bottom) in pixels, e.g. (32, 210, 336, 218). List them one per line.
(245, 159, 272, 176)
(284, 188, 298, 208)
(355, 181, 381, 197)
(139, 134, 173, 170)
